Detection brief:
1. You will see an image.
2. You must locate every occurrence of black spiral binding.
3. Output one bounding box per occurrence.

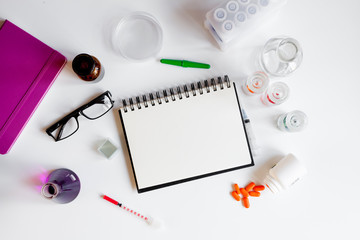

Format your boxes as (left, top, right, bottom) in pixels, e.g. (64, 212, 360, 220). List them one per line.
(121, 75, 231, 113)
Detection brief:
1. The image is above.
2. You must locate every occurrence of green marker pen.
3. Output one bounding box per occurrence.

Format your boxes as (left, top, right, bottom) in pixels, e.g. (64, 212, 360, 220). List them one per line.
(160, 59, 210, 69)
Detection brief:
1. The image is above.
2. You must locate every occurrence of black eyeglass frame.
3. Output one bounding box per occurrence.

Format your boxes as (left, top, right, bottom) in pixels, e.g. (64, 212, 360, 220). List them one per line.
(46, 91, 114, 142)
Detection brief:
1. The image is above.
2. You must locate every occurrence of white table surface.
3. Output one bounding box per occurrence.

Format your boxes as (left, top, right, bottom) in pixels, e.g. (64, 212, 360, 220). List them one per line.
(1, 0, 360, 239)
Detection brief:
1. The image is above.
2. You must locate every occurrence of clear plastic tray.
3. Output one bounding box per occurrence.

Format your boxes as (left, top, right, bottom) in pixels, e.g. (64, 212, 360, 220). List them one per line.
(204, 0, 287, 50)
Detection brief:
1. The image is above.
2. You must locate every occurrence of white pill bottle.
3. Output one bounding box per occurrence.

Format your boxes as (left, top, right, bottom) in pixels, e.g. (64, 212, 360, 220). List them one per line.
(264, 154, 307, 193)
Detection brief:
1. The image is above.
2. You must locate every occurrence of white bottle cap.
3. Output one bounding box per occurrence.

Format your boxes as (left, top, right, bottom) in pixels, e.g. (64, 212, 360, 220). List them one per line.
(263, 174, 283, 193)
(264, 154, 307, 193)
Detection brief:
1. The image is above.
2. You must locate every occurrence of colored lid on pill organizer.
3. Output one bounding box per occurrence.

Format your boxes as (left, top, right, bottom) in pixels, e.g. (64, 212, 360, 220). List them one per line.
(214, 8, 227, 22)
(222, 20, 234, 33)
(259, 0, 270, 7)
(235, 12, 247, 23)
(247, 4, 258, 15)
(226, 1, 239, 12)
(112, 12, 163, 61)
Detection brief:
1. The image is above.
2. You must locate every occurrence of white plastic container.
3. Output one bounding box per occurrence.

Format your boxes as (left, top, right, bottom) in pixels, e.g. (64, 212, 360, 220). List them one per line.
(204, 0, 288, 50)
(263, 154, 307, 193)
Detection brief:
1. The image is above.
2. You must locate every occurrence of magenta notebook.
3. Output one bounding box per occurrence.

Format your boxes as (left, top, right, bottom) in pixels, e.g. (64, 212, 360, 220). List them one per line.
(0, 20, 67, 155)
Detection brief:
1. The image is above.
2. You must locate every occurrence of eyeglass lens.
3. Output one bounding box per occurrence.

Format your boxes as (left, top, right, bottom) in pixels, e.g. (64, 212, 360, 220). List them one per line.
(49, 117, 79, 141)
(82, 95, 113, 119)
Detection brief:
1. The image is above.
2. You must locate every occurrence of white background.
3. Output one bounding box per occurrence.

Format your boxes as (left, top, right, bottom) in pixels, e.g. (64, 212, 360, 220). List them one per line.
(1, 0, 359, 239)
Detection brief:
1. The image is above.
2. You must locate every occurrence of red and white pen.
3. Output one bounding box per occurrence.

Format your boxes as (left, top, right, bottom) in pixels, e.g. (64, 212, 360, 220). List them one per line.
(102, 195, 162, 228)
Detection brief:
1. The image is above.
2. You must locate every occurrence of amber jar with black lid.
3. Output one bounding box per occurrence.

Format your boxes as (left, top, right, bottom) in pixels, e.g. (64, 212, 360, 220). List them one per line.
(72, 53, 104, 83)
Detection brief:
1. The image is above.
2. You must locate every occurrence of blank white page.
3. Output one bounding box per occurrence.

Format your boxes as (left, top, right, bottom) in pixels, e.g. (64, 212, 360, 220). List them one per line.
(119, 80, 253, 193)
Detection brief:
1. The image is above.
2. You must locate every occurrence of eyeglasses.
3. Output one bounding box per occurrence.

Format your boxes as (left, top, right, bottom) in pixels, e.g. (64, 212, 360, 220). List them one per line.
(46, 91, 114, 141)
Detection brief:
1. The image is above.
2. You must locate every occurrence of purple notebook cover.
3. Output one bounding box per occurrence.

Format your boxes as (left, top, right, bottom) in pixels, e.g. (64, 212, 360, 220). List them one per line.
(0, 20, 67, 155)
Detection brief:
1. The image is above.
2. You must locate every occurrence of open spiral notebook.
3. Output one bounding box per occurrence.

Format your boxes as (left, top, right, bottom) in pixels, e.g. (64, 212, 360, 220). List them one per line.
(119, 75, 254, 193)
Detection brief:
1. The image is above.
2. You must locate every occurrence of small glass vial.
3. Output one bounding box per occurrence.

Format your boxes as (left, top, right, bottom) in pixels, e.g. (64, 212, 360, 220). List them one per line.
(264, 154, 307, 193)
(72, 53, 105, 83)
(261, 82, 289, 106)
(41, 168, 81, 204)
(277, 110, 308, 132)
(243, 71, 269, 95)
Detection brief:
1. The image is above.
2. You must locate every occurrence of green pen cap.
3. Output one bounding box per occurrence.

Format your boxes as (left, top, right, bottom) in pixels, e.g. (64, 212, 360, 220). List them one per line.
(160, 59, 210, 69)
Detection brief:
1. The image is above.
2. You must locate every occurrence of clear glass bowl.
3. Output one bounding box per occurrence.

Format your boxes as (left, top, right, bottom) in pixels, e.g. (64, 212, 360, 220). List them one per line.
(112, 12, 163, 61)
(259, 36, 303, 77)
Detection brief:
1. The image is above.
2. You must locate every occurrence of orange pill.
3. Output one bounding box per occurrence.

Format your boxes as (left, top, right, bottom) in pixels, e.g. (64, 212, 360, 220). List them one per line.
(240, 188, 249, 198)
(253, 185, 265, 191)
(245, 182, 256, 192)
(249, 191, 261, 197)
(234, 184, 240, 194)
(232, 191, 241, 201)
(242, 197, 250, 208)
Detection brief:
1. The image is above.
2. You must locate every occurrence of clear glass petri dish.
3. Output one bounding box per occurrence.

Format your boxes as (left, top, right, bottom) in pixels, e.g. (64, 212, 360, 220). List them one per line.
(112, 12, 163, 61)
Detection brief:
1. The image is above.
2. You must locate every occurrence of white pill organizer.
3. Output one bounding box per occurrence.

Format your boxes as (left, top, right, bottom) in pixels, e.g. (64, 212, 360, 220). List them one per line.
(204, 0, 287, 50)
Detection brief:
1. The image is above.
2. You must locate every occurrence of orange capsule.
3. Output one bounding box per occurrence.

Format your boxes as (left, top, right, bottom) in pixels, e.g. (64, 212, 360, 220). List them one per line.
(234, 184, 240, 194)
(231, 191, 241, 201)
(240, 188, 249, 198)
(245, 182, 256, 192)
(242, 197, 250, 208)
(249, 191, 261, 197)
(253, 185, 265, 191)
